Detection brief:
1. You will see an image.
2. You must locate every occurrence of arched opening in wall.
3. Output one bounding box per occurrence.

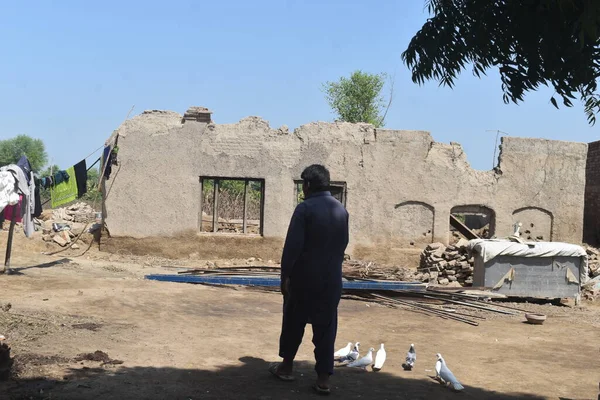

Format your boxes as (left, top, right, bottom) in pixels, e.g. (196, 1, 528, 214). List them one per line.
(450, 205, 495, 243)
(512, 207, 553, 241)
(393, 201, 435, 245)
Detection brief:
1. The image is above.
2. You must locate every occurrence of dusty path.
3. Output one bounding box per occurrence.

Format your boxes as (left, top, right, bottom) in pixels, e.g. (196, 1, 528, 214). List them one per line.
(0, 250, 598, 399)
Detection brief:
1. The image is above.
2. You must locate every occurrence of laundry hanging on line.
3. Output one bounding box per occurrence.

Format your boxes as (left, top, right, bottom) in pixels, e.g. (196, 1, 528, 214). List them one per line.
(39, 170, 68, 189)
(0, 169, 20, 212)
(3, 195, 23, 223)
(0, 157, 36, 238)
(17, 156, 32, 184)
(33, 179, 42, 218)
(51, 166, 77, 208)
(50, 159, 88, 208)
(74, 159, 87, 198)
(1, 153, 93, 236)
(102, 145, 118, 180)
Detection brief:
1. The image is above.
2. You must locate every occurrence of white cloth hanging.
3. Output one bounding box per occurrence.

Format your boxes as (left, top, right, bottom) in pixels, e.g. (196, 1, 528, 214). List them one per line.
(0, 165, 33, 237)
(0, 169, 20, 212)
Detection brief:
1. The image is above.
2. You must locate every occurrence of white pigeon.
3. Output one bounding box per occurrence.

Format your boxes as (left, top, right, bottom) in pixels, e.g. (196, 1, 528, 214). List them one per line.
(372, 343, 386, 371)
(347, 347, 374, 370)
(334, 342, 352, 359)
(403, 343, 416, 371)
(339, 342, 360, 362)
(435, 353, 464, 391)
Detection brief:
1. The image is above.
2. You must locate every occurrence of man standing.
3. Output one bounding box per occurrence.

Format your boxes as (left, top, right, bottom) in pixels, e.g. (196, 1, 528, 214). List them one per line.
(269, 164, 349, 395)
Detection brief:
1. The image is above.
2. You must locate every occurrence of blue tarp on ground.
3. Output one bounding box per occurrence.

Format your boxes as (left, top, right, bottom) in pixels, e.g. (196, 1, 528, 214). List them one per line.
(145, 274, 427, 291)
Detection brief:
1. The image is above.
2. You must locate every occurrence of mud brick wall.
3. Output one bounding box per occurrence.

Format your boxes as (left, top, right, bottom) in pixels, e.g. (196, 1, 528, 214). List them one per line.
(103, 107, 587, 258)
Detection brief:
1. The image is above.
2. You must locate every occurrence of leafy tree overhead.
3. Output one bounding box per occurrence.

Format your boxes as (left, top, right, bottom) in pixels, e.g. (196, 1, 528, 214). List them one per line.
(323, 70, 390, 127)
(0, 135, 48, 171)
(402, 0, 600, 124)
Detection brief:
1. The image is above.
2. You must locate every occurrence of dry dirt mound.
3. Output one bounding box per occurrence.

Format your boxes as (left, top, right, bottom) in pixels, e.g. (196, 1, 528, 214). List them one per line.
(102, 230, 284, 261)
(74, 351, 123, 365)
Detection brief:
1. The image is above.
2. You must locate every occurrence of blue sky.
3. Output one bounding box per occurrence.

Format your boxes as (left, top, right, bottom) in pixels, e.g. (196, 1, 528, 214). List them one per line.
(0, 0, 596, 171)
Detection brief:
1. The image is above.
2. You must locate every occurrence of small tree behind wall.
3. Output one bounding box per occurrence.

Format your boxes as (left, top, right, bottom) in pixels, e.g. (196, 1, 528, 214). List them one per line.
(323, 70, 390, 128)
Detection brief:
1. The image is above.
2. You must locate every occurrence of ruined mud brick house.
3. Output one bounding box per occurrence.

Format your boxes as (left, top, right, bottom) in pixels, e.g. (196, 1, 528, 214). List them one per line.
(103, 106, 587, 259)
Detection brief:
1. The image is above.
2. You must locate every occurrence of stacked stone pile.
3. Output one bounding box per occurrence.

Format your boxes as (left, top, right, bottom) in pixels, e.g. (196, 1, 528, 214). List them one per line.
(582, 246, 600, 301)
(585, 246, 600, 278)
(418, 238, 474, 286)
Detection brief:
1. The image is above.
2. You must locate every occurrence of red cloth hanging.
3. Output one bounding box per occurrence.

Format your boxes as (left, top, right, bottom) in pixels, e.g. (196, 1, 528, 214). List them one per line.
(3, 195, 23, 223)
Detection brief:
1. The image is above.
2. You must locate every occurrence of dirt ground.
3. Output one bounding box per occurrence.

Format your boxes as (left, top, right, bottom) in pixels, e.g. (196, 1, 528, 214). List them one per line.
(0, 236, 599, 399)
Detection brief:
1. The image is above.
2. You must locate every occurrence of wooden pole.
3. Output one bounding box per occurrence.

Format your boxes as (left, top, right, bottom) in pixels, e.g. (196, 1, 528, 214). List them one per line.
(243, 180, 249, 234)
(97, 104, 134, 192)
(2, 182, 19, 274)
(198, 178, 204, 232)
(2, 214, 17, 273)
(257, 180, 265, 236)
(212, 179, 219, 233)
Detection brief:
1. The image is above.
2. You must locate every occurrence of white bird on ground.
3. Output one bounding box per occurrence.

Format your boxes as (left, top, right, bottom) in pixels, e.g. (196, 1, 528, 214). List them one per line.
(339, 342, 360, 362)
(435, 353, 464, 391)
(334, 342, 352, 359)
(347, 347, 374, 370)
(372, 343, 386, 371)
(403, 343, 416, 371)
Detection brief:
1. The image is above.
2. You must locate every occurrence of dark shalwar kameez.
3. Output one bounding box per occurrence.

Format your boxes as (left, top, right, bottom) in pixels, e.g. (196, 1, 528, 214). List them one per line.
(278, 191, 349, 375)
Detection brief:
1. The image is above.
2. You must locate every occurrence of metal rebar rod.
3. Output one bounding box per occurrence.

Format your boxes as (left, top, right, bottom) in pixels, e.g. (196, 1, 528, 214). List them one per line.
(423, 295, 517, 315)
(370, 293, 479, 326)
(394, 299, 479, 326)
(430, 306, 487, 320)
(427, 290, 528, 312)
(462, 299, 528, 313)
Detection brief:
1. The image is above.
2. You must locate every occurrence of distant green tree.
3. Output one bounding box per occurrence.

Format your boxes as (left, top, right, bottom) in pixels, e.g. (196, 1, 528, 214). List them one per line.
(0, 135, 48, 171)
(322, 70, 390, 127)
(82, 167, 102, 203)
(203, 179, 261, 201)
(40, 164, 61, 178)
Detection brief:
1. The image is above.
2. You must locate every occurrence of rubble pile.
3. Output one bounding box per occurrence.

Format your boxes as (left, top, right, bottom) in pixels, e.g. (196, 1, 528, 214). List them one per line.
(36, 202, 99, 248)
(418, 239, 474, 287)
(343, 260, 418, 282)
(40, 202, 96, 224)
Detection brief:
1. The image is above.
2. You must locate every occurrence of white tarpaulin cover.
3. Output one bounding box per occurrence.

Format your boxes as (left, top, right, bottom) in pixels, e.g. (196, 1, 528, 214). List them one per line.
(468, 239, 588, 283)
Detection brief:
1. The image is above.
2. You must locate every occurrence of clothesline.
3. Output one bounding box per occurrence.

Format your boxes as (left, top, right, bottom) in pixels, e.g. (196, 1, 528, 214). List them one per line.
(82, 144, 105, 164)
(39, 135, 118, 207)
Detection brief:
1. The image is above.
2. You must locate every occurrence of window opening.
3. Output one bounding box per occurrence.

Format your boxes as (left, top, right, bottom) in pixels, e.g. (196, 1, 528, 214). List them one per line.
(200, 177, 264, 235)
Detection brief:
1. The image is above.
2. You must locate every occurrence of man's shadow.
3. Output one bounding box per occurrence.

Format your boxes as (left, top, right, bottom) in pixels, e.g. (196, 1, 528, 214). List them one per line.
(3, 355, 550, 400)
